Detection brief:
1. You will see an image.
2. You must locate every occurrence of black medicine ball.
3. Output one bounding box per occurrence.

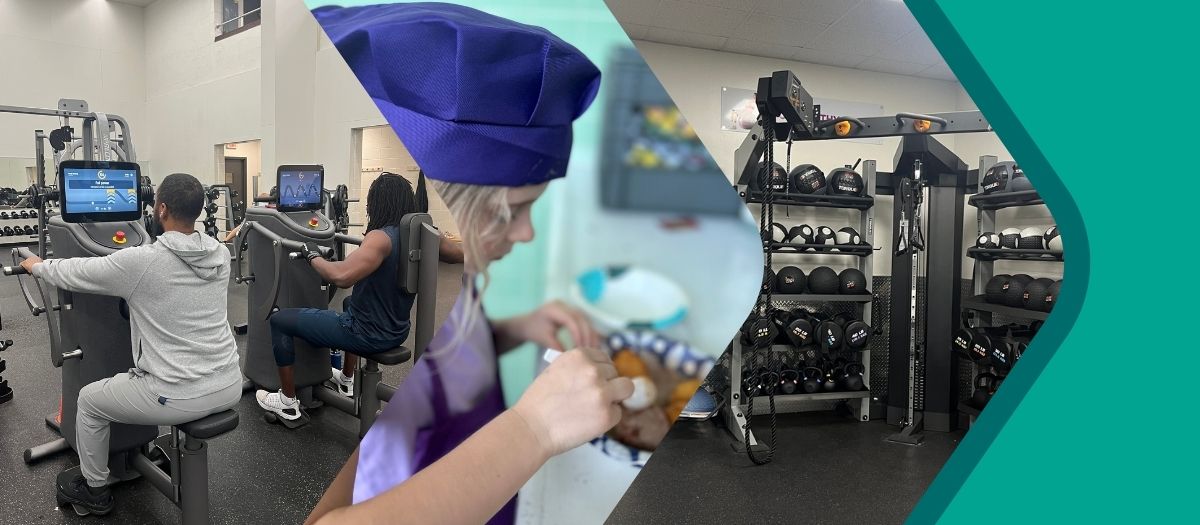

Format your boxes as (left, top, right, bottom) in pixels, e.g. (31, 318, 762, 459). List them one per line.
(1006, 166, 1033, 192)
(1045, 226, 1062, 254)
(976, 232, 1000, 249)
(788, 224, 814, 245)
(1046, 280, 1061, 311)
(827, 167, 864, 196)
(775, 266, 806, 294)
(808, 266, 839, 294)
(747, 161, 788, 192)
(813, 226, 836, 246)
(1004, 274, 1034, 307)
(1022, 278, 1055, 311)
(838, 268, 868, 294)
(999, 228, 1021, 249)
(835, 227, 862, 246)
(984, 274, 1011, 303)
(762, 267, 776, 294)
(789, 164, 826, 194)
(981, 161, 1017, 194)
(1018, 227, 1045, 250)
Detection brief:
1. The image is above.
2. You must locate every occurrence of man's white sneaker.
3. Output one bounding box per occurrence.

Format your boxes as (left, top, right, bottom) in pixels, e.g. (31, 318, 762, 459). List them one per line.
(255, 389, 302, 421)
(331, 369, 354, 397)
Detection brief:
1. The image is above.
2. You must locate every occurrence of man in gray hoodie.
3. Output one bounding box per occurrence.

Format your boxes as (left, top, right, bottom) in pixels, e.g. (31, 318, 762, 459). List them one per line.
(20, 173, 242, 516)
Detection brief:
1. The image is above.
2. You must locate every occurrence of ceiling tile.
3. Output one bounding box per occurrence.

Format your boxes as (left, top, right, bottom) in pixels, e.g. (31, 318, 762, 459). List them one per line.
(642, 26, 730, 50)
(790, 47, 869, 69)
(856, 57, 931, 76)
(751, 0, 861, 26)
(873, 28, 943, 65)
(838, 0, 920, 36)
(621, 23, 650, 40)
(652, 0, 750, 37)
(681, 0, 756, 9)
(918, 62, 958, 81)
(723, 38, 798, 60)
(728, 15, 828, 48)
(605, 0, 663, 23)
(807, 20, 906, 56)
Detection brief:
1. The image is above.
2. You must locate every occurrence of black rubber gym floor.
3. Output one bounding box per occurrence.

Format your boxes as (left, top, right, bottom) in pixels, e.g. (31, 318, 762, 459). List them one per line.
(606, 411, 962, 525)
(0, 262, 463, 524)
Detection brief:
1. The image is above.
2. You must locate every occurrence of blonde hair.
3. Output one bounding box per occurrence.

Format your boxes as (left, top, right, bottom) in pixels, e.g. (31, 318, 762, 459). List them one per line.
(430, 180, 512, 354)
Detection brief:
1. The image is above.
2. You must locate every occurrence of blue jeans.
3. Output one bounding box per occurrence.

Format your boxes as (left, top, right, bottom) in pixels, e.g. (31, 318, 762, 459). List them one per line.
(269, 299, 400, 366)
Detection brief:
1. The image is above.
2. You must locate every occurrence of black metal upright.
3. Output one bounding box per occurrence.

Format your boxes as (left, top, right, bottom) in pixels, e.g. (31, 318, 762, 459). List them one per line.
(887, 135, 970, 432)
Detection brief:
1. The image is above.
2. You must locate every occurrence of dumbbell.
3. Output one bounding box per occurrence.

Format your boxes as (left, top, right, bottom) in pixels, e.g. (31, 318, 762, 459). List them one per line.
(30, 210, 38, 218)
(18, 210, 29, 219)
(0, 212, 8, 220)
(2, 227, 14, 236)
(811, 314, 843, 354)
(834, 312, 872, 349)
(21, 226, 33, 235)
(783, 310, 815, 347)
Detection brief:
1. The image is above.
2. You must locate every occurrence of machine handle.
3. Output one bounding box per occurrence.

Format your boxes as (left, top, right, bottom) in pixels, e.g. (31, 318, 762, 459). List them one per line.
(7, 248, 48, 316)
(894, 112, 948, 127)
(253, 195, 276, 203)
(815, 116, 866, 130)
(61, 349, 82, 361)
(334, 233, 363, 246)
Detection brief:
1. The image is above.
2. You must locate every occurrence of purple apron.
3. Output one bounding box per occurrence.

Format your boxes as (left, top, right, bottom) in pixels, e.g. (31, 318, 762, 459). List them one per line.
(353, 285, 515, 525)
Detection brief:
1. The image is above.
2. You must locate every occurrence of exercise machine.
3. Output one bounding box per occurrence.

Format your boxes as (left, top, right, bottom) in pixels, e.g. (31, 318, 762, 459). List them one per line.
(235, 165, 440, 437)
(4, 158, 237, 524)
(0, 99, 156, 256)
(729, 71, 992, 452)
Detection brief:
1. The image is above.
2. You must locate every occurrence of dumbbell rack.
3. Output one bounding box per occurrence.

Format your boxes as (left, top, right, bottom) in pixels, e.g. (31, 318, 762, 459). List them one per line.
(959, 155, 1061, 424)
(0, 206, 57, 247)
(200, 185, 239, 240)
(723, 160, 878, 447)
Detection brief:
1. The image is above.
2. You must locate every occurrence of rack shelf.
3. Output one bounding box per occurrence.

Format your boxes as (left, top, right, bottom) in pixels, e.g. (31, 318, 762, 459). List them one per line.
(962, 295, 1049, 321)
(762, 293, 873, 303)
(968, 189, 1043, 210)
(967, 247, 1062, 262)
(742, 189, 874, 210)
(768, 242, 872, 256)
(744, 390, 871, 403)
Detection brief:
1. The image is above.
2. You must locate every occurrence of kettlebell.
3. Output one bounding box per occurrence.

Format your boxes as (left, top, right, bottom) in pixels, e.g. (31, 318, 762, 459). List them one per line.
(822, 368, 838, 392)
(801, 366, 824, 394)
(969, 372, 1000, 409)
(779, 369, 800, 395)
(841, 362, 865, 391)
(759, 370, 780, 396)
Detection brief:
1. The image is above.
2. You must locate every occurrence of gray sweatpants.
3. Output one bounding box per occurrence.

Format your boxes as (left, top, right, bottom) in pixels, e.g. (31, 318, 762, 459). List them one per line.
(76, 371, 241, 487)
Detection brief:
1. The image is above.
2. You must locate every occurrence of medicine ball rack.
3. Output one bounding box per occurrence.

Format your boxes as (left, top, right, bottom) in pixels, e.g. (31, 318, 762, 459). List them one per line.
(958, 155, 1061, 424)
(724, 159, 878, 453)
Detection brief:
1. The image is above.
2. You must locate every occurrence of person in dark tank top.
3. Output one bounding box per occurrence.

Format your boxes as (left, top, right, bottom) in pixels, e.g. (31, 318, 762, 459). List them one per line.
(256, 173, 422, 420)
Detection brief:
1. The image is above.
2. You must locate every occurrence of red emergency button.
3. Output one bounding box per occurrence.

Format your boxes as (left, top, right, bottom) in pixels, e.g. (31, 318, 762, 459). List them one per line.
(308, 217, 319, 228)
(113, 230, 127, 244)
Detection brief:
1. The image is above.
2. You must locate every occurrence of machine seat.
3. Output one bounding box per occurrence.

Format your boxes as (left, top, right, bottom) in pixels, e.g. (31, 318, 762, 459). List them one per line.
(176, 409, 239, 440)
(350, 346, 411, 365)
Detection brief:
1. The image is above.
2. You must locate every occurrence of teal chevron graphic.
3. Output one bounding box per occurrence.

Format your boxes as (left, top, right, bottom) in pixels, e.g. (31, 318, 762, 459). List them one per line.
(907, 1, 1194, 522)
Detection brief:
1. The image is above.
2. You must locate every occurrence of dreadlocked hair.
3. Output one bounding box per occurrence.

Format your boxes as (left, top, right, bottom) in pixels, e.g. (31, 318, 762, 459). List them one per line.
(365, 172, 425, 233)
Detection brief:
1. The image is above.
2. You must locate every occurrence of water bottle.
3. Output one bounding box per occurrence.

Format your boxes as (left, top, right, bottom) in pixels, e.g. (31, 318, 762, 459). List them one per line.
(330, 349, 344, 370)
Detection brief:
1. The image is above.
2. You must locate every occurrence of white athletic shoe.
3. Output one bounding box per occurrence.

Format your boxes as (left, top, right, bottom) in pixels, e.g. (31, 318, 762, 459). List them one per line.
(331, 369, 354, 398)
(256, 389, 301, 421)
